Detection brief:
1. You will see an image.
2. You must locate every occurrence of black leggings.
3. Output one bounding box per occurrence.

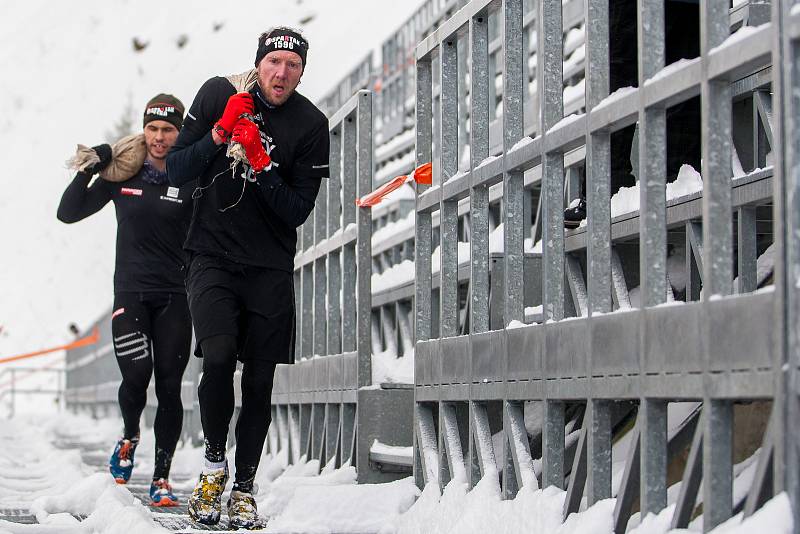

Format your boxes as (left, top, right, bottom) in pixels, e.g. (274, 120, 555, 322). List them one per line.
(112, 292, 192, 479)
(198, 334, 276, 493)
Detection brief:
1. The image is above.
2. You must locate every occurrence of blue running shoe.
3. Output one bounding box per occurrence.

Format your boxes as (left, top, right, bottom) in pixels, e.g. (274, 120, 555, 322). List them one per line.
(150, 478, 179, 507)
(109, 436, 139, 484)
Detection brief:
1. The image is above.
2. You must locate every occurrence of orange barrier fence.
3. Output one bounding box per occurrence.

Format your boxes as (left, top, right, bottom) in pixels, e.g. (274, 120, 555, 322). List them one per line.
(0, 327, 100, 365)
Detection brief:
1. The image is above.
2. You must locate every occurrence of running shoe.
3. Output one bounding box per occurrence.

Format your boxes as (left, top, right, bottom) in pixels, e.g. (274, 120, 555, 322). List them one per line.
(109, 436, 139, 484)
(149, 478, 179, 507)
(187, 463, 228, 525)
(227, 490, 263, 530)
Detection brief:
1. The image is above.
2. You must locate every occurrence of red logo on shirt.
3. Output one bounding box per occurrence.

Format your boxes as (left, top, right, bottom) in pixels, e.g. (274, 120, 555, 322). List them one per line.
(121, 188, 143, 196)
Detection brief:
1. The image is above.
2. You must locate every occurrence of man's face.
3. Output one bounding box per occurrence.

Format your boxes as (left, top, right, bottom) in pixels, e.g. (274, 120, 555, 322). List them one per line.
(257, 50, 304, 106)
(143, 120, 179, 160)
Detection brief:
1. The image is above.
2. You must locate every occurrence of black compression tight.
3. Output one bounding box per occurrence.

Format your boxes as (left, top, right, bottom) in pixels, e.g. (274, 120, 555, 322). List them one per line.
(112, 292, 191, 480)
(198, 334, 276, 493)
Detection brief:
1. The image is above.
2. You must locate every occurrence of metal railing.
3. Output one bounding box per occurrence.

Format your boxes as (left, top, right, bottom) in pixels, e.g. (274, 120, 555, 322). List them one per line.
(412, 0, 791, 532)
(269, 90, 415, 483)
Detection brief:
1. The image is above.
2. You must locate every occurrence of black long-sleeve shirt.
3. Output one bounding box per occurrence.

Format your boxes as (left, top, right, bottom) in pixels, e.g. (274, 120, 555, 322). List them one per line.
(167, 77, 329, 272)
(57, 170, 194, 293)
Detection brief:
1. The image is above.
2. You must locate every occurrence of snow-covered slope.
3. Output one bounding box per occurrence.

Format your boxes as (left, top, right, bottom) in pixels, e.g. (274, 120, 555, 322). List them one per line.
(0, 0, 422, 358)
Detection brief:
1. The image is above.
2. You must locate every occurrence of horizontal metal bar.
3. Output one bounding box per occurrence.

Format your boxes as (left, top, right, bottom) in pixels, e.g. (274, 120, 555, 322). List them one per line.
(544, 115, 588, 154)
(294, 223, 358, 269)
(416, 0, 496, 61)
(328, 91, 368, 130)
(564, 170, 773, 253)
(707, 23, 772, 81)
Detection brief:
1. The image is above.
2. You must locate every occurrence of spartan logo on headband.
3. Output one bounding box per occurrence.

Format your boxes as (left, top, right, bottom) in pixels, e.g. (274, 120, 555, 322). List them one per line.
(264, 35, 303, 50)
(146, 106, 176, 117)
(254, 27, 309, 67)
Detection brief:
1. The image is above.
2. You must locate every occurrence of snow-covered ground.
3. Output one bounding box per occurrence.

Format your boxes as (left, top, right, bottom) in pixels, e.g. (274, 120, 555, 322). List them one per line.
(0, 0, 425, 367)
(0, 412, 793, 533)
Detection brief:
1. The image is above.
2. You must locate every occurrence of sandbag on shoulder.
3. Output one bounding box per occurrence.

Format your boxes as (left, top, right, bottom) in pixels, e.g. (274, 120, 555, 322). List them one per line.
(226, 69, 258, 93)
(66, 133, 146, 183)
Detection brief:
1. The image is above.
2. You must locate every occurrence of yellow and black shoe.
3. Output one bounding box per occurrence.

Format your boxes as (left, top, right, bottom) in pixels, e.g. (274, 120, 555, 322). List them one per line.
(187, 464, 228, 525)
(227, 490, 263, 530)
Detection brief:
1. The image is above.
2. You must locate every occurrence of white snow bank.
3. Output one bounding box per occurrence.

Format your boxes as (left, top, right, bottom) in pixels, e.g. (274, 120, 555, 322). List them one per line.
(579, 164, 703, 227)
(29, 473, 167, 533)
(373, 348, 415, 384)
(267, 477, 419, 533)
(372, 259, 416, 294)
(258, 461, 357, 519)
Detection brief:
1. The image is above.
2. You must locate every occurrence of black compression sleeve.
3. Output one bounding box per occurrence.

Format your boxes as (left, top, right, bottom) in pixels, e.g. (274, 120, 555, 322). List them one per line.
(57, 172, 112, 223)
(255, 170, 321, 228)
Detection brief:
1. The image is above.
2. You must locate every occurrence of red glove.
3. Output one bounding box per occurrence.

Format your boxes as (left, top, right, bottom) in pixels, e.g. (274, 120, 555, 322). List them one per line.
(231, 119, 271, 172)
(214, 92, 254, 142)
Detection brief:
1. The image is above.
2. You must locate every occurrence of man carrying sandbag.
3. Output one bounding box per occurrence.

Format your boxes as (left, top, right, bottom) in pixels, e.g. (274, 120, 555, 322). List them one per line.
(167, 27, 329, 530)
(57, 94, 193, 507)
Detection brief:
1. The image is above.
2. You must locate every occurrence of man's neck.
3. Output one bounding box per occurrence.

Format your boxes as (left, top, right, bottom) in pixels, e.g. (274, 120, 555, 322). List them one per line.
(147, 156, 166, 172)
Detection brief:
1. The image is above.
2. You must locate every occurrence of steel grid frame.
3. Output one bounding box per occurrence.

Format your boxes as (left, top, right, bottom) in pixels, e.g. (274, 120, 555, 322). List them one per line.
(413, 0, 789, 531)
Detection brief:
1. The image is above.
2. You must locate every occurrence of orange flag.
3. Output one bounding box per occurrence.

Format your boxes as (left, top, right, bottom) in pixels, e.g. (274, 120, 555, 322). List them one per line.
(355, 162, 432, 207)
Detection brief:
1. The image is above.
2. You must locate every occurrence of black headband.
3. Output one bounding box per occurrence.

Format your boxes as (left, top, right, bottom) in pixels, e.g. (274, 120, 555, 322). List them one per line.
(142, 93, 184, 130)
(254, 28, 308, 68)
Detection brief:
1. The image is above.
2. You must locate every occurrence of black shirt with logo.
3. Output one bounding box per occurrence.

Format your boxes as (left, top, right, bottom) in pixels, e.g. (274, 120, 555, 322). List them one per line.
(57, 170, 194, 293)
(166, 77, 329, 273)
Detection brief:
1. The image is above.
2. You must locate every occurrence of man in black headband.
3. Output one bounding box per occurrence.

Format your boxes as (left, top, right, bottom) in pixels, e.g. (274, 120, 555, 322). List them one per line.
(167, 26, 328, 530)
(57, 93, 193, 507)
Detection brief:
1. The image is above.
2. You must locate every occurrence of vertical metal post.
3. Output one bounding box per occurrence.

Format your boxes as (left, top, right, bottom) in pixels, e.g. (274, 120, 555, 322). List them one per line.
(470, 10, 491, 334)
(342, 114, 358, 353)
(586, 0, 612, 315)
(539, 0, 565, 322)
(701, 0, 734, 529)
(504, 0, 525, 325)
(543, 400, 565, 488)
(773, 0, 800, 525)
(640, 399, 668, 515)
(638, 0, 667, 308)
(416, 56, 434, 343)
(328, 127, 343, 355)
(294, 271, 302, 360)
(637, 0, 669, 519)
(587, 400, 612, 504)
(737, 207, 758, 293)
(314, 147, 328, 358)
(356, 91, 373, 387)
(440, 36, 460, 338)
(302, 265, 313, 358)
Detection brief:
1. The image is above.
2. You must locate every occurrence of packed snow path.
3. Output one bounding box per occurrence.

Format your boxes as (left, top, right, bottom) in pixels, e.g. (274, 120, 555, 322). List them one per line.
(0, 413, 793, 533)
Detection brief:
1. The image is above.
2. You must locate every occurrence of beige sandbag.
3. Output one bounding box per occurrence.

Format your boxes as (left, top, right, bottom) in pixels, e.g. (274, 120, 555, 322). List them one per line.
(66, 145, 101, 174)
(101, 133, 146, 183)
(226, 69, 258, 93)
(223, 69, 260, 170)
(66, 133, 147, 183)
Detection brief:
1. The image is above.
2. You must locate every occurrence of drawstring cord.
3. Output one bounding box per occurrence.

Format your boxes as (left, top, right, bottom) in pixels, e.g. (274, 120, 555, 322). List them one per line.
(191, 113, 259, 212)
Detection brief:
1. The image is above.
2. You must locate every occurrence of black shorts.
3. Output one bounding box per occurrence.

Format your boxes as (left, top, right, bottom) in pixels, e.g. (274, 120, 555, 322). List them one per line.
(186, 254, 295, 363)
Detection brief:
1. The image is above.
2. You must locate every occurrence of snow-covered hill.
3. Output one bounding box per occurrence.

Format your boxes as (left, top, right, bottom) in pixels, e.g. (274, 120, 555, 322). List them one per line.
(0, 0, 422, 358)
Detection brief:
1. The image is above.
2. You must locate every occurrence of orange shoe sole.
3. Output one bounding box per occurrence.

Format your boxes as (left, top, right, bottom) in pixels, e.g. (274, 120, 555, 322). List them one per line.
(114, 478, 127, 485)
(151, 497, 179, 507)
